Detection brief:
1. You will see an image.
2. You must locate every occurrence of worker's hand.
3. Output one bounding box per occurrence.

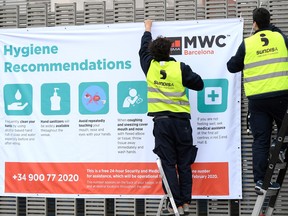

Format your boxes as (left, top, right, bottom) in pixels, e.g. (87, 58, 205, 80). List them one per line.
(144, 20, 152, 32)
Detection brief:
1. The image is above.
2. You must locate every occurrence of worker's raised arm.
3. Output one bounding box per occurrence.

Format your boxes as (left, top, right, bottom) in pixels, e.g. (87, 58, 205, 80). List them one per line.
(144, 20, 152, 32)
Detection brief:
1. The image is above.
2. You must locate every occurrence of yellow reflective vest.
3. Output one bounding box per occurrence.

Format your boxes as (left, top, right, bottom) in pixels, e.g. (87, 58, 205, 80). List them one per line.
(147, 60, 190, 113)
(243, 30, 288, 97)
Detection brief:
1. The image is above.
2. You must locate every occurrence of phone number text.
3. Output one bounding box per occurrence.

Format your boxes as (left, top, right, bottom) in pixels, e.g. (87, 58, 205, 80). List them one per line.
(12, 173, 79, 182)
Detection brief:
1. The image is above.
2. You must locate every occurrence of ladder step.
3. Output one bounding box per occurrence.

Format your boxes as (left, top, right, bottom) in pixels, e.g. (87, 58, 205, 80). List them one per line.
(275, 162, 287, 169)
(255, 188, 278, 196)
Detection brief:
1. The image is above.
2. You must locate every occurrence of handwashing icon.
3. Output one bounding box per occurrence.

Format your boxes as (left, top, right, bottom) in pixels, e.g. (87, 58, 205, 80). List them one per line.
(7, 89, 29, 111)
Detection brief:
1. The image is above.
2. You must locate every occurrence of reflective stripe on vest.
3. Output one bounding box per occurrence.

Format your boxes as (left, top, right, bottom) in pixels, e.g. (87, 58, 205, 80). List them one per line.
(243, 30, 288, 97)
(147, 60, 190, 113)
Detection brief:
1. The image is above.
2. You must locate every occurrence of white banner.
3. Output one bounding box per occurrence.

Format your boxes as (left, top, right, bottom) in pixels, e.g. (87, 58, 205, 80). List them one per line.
(0, 18, 243, 199)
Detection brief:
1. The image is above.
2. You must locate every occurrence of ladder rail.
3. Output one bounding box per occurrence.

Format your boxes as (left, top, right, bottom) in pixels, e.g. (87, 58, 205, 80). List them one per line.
(252, 107, 288, 216)
(262, 108, 288, 189)
(264, 159, 288, 216)
(156, 158, 180, 216)
(252, 190, 268, 216)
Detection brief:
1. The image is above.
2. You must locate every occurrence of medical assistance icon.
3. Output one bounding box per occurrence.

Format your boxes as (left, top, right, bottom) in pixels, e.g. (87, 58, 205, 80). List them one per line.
(197, 79, 228, 113)
(4, 84, 32, 116)
(79, 82, 109, 114)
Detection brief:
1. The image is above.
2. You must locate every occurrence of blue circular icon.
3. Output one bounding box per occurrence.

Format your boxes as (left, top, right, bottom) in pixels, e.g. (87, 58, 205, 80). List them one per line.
(82, 85, 107, 112)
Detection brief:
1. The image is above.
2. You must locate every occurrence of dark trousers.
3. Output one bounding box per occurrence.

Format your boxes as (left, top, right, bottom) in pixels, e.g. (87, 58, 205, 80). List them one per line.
(248, 96, 288, 183)
(152, 117, 197, 207)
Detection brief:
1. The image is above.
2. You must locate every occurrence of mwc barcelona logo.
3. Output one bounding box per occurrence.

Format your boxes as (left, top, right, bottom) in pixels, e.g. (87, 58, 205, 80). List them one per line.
(167, 37, 182, 55)
(168, 35, 227, 56)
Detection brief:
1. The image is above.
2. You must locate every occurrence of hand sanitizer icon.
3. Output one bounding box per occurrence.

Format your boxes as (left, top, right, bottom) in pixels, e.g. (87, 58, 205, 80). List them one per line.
(50, 88, 61, 111)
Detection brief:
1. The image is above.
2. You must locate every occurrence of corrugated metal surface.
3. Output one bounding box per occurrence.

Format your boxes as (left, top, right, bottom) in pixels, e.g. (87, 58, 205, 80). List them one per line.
(0, 5, 19, 28)
(0, 196, 18, 215)
(144, 0, 166, 21)
(55, 198, 77, 215)
(114, 198, 136, 215)
(205, 0, 228, 19)
(85, 198, 106, 215)
(55, 2, 76, 26)
(27, 3, 48, 27)
(84, 2, 106, 25)
(174, 0, 197, 20)
(269, 0, 288, 34)
(236, 0, 258, 37)
(26, 197, 47, 215)
(113, 0, 135, 23)
(208, 199, 231, 215)
(144, 198, 161, 216)
(0, 0, 288, 215)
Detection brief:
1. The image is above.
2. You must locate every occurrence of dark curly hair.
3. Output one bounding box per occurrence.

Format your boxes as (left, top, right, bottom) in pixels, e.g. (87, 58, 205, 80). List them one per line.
(253, 7, 270, 29)
(148, 36, 172, 61)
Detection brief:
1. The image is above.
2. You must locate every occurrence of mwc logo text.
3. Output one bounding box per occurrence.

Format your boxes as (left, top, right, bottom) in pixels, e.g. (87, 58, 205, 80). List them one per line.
(184, 35, 227, 48)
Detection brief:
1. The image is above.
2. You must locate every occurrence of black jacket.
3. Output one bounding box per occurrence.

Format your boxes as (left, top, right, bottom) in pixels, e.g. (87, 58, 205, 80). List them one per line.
(139, 31, 204, 118)
(227, 25, 288, 99)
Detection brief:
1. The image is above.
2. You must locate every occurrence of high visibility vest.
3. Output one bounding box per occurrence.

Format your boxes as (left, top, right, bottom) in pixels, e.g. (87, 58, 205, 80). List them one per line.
(147, 60, 190, 113)
(243, 30, 288, 97)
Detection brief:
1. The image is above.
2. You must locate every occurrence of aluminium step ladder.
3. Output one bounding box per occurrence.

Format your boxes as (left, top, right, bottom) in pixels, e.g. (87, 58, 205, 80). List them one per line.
(156, 158, 180, 216)
(252, 108, 288, 216)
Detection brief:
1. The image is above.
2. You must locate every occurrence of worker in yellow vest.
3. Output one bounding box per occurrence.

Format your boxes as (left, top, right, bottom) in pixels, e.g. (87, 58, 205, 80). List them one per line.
(139, 20, 204, 215)
(227, 8, 288, 191)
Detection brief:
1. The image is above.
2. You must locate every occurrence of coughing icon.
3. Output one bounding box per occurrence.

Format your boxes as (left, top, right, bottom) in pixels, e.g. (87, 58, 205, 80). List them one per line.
(122, 88, 143, 108)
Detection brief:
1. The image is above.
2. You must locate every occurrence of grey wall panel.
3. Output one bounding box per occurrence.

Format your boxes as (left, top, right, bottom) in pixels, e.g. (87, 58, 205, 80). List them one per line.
(114, 198, 136, 216)
(205, 0, 228, 19)
(113, 0, 136, 23)
(208, 199, 231, 216)
(0, 196, 18, 215)
(236, 0, 258, 38)
(26, 197, 47, 215)
(27, 3, 48, 27)
(144, 198, 161, 216)
(55, 2, 76, 26)
(0, 5, 19, 28)
(135, 8, 144, 22)
(85, 198, 106, 215)
(84, 1, 106, 24)
(55, 198, 77, 216)
(175, 0, 197, 20)
(0, 0, 288, 215)
(144, 0, 166, 21)
(269, 0, 288, 35)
